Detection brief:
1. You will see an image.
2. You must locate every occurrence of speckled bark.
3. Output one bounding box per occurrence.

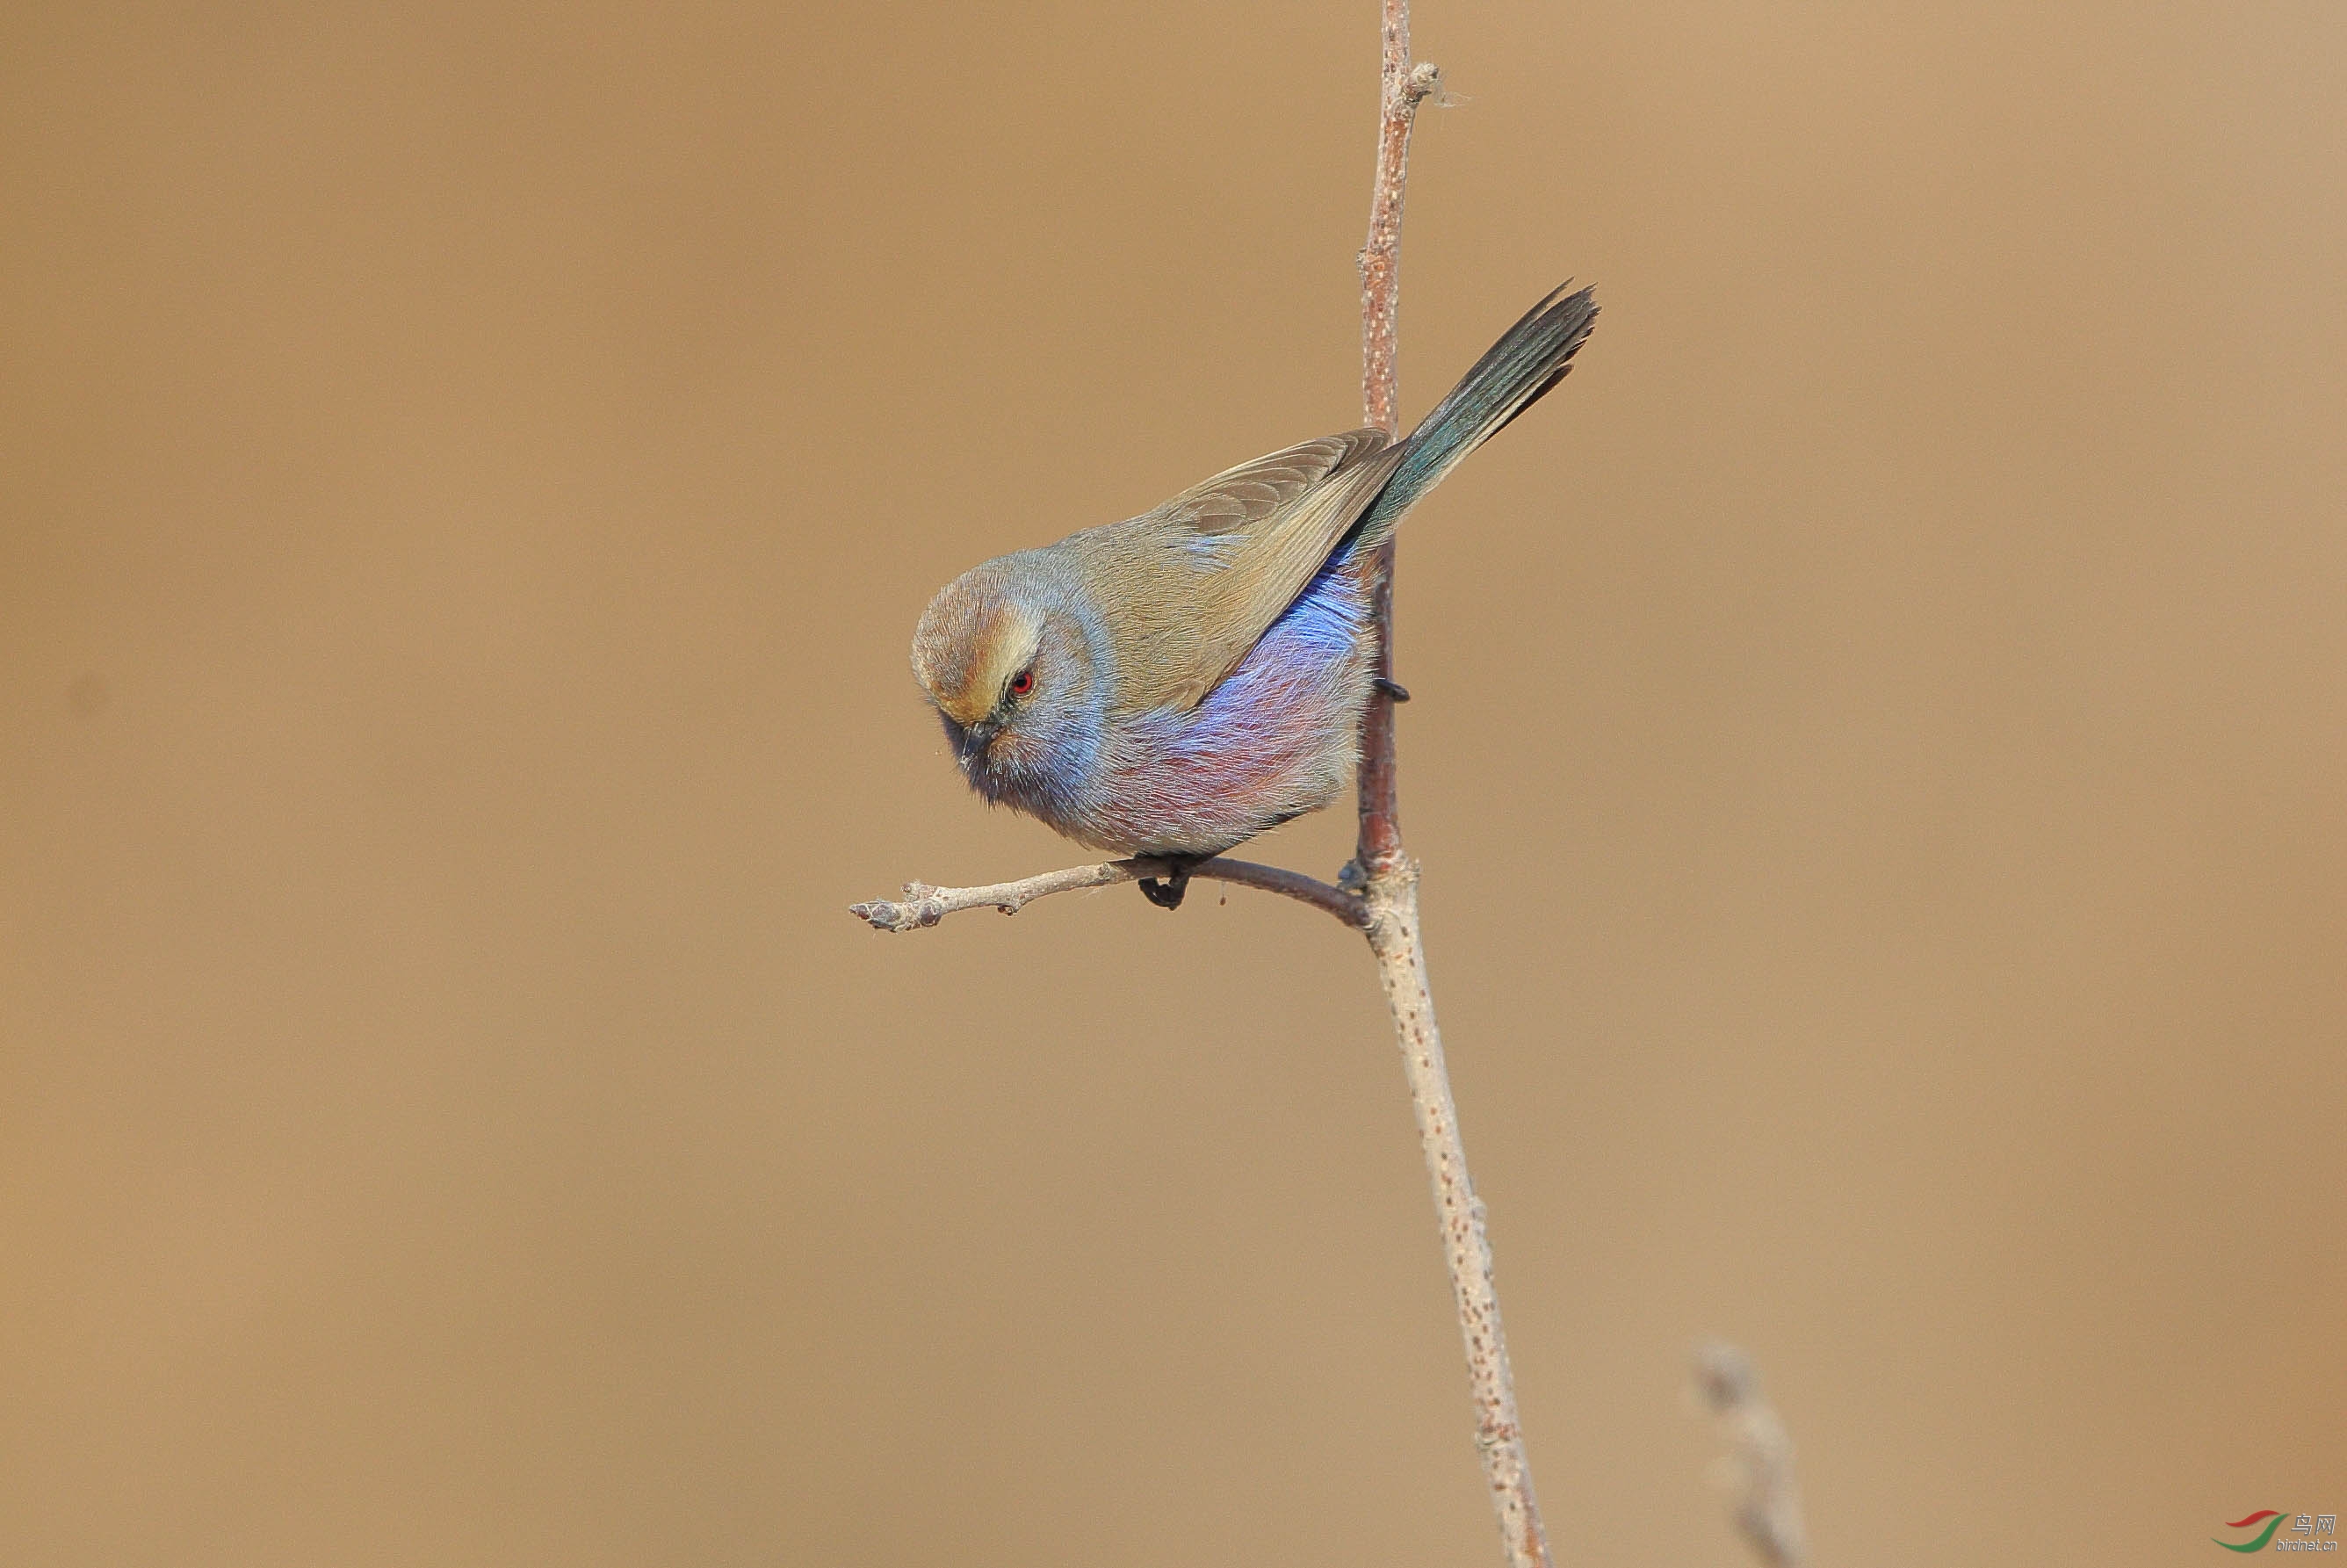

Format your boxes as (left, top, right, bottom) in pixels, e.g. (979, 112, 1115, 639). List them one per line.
(1355, 7, 1551, 1565)
(1365, 861, 1550, 1568)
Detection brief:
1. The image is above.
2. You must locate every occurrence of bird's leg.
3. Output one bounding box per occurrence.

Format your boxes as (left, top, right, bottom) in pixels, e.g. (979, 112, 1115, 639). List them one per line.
(1137, 855, 1202, 911)
(1373, 676, 1412, 702)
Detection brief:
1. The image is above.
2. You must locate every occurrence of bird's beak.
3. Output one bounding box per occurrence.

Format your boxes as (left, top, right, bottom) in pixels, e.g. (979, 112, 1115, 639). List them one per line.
(957, 718, 1000, 759)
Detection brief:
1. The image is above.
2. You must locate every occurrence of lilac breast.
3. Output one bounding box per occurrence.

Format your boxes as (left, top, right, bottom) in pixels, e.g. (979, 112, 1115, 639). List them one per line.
(1080, 559, 1377, 855)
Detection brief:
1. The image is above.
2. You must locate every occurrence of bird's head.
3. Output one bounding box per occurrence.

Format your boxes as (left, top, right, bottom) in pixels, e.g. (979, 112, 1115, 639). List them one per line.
(910, 555, 1106, 810)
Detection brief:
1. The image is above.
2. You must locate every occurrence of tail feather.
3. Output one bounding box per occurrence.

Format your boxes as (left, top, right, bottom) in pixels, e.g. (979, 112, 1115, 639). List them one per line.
(1346, 282, 1598, 554)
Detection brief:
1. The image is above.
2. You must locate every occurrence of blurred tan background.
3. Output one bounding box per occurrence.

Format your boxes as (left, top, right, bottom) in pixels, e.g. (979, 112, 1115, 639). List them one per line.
(4, 2, 2342, 1563)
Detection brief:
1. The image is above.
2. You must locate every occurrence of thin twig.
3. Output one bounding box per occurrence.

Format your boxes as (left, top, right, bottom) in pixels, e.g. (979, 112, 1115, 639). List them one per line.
(849, 856, 1366, 932)
(1354, 40, 1441, 875)
(1366, 863, 1549, 1568)
(1354, 9, 1551, 1568)
(1360, 49, 1443, 440)
(1695, 1343, 1809, 1568)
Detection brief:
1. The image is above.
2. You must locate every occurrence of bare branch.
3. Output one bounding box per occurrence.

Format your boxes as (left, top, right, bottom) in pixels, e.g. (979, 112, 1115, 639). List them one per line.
(1695, 1342, 1809, 1568)
(849, 856, 1367, 933)
(1368, 862, 1550, 1568)
(1354, 8, 1550, 1567)
(1360, 45, 1442, 439)
(1354, 1, 1442, 877)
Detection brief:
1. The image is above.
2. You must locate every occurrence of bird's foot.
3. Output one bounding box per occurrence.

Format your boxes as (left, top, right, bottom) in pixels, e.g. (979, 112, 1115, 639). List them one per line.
(1137, 856, 1201, 911)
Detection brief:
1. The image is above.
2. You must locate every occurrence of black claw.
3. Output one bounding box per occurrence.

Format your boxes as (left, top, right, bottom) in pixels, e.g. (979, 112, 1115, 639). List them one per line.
(1374, 676, 1412, 702)
(1137, 855, 1203, 911)
(1137, 873, 1190, 911)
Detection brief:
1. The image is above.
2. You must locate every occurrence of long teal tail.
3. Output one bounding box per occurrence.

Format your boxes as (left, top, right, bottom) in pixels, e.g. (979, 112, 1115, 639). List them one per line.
(1346, 282, 1598, 555)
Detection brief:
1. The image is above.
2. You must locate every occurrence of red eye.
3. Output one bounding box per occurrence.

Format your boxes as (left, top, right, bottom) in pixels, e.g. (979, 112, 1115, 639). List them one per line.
(1008, 668, 1035, 697)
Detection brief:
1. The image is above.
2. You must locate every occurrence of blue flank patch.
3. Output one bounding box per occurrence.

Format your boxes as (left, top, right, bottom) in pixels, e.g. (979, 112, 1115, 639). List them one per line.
(1181, 557, 1367, 751)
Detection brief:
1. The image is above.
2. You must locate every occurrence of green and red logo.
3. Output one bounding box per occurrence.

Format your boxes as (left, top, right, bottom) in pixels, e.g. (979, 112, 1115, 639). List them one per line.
(2218, 1512, 2288, 1552)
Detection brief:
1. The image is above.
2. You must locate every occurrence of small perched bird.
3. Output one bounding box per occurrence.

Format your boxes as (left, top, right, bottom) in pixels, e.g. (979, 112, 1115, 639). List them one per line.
(910, 282, 1597, 904)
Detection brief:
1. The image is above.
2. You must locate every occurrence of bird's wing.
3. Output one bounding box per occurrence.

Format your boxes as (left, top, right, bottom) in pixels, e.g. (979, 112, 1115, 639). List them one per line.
(1156, 429, 1390, 534)
(1072, 429, 1403, 713)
